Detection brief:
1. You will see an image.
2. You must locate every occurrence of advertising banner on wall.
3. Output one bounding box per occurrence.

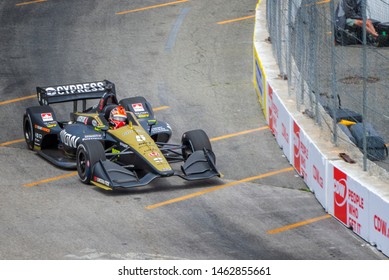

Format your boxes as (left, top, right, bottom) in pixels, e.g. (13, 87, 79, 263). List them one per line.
(268, 83, 276, 135)
(369, 192, 389, 257)
(328, 163, 369, 240)
(307, 142, 327, 209)
(293, 121, 301, 176)
(267, 83, 292, 162)
(292, 121, 310, 184)
(253, 46, 267, 119)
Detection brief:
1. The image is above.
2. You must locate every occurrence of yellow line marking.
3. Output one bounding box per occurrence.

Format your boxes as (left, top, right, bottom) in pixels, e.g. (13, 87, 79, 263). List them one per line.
(146, 167, 294, 210)
(154, 105, 170, 111)
(315, 0, 331, 5)
(217, 15, 255, 25)
(210, 126, 268, 142)
(304, 0, 330, 7)
(16, 0, 47, 6)
(0, 95, 35, 106)
(116, 0, 189, 15)
(23, 171, 78, 187)
(0, 139, 25, 147)
(267, 214, 332, 234)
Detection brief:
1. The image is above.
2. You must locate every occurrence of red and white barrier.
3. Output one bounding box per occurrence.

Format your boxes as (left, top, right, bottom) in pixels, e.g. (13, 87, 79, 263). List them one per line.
(254, 1, 389, 255)
(267, 83, 292, 162)
(328, 162, 370, 240)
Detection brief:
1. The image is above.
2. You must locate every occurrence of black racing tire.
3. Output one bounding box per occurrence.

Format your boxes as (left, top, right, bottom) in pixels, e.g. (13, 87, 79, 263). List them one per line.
(181, 129, 214, 161)
(23, 113, 34, 150)
(76, 140, 106, 184)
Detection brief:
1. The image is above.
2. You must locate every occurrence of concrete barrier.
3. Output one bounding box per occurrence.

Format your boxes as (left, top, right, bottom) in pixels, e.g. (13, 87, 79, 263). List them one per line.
(254, 0, 389, 258)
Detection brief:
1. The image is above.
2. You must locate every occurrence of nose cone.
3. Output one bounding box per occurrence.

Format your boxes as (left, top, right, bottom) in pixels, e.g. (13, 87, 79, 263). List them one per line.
(159, 168, 175, 177)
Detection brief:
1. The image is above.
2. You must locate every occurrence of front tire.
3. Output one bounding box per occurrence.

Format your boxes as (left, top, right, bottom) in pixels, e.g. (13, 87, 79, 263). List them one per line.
(23, 114, 34, 150)
(181, 129, 214, 162)
(76, 140, 106, 184)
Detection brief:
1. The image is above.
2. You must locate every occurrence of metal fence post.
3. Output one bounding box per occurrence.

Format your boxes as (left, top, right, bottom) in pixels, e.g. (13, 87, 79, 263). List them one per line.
(362, 0, 368, 171)
(330, 0, 338, 146)
(287, 0, 293, 97)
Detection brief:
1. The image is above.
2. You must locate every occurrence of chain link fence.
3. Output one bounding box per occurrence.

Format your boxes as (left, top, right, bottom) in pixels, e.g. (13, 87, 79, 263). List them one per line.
(266, 0, 389, 172)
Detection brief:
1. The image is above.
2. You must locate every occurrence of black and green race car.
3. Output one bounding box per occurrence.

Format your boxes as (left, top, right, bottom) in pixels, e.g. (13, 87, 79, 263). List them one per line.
(23, 80, 220, 190)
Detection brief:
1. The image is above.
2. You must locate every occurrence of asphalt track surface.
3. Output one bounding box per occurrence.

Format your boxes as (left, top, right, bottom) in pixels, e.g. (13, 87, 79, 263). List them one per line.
(0, 0, 386, 260)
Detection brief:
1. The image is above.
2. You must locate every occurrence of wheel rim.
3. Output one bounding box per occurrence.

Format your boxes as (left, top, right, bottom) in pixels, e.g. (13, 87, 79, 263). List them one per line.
(183, 140, 194, 159)
(24, 124, 31, 141)
(78, 151, 87, 179)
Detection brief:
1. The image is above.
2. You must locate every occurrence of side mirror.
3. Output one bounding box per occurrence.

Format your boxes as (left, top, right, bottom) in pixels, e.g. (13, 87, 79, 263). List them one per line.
(147, 120, 157, 126)
(101, 125, 109, 131)
(147, 119, 157, 134)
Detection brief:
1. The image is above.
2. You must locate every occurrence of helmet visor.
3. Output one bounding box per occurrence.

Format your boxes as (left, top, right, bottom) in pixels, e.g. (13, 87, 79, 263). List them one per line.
(113, 116, 127, 122)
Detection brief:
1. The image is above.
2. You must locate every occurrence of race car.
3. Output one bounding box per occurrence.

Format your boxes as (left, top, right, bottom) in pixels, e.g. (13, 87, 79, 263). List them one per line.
(23, 80, 220, 190)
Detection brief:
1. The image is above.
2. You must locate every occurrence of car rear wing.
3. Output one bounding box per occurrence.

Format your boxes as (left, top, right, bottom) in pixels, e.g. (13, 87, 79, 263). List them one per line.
(36, 80, 116, 109)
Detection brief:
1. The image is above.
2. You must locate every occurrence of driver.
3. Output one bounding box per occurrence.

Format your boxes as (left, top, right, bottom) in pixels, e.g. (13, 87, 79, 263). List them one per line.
(109, 105, 127, 129)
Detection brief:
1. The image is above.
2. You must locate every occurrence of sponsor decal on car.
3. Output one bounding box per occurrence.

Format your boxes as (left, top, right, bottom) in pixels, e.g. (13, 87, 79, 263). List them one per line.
(153, 158, 164, 163)
(82, 134, 103, 141)
(136, 135, 146, 142)
(41, 113, 53, 122)
(45, 82, 105, 96)
(149, 151, 160, 157)
(34, 124, 50, 133)
(35, 133, 43, 140)
(60, 131, 80, 149)
(151, 126, 171, 133)
(123, 131, 132, 136)
(161, 167, 172, 171)
(93, 176, 110, 187)
(136, 113, 150, 118)
(132, 103, 145, 112)
(77, 116, 88, 124)
(45, 121, 57, 128)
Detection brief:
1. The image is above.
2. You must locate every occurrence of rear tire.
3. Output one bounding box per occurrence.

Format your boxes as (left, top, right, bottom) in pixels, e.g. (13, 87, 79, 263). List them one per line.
(76, 140, 106, 184)
(181, 129, 214, 161)
(23, 114, 34, 150)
